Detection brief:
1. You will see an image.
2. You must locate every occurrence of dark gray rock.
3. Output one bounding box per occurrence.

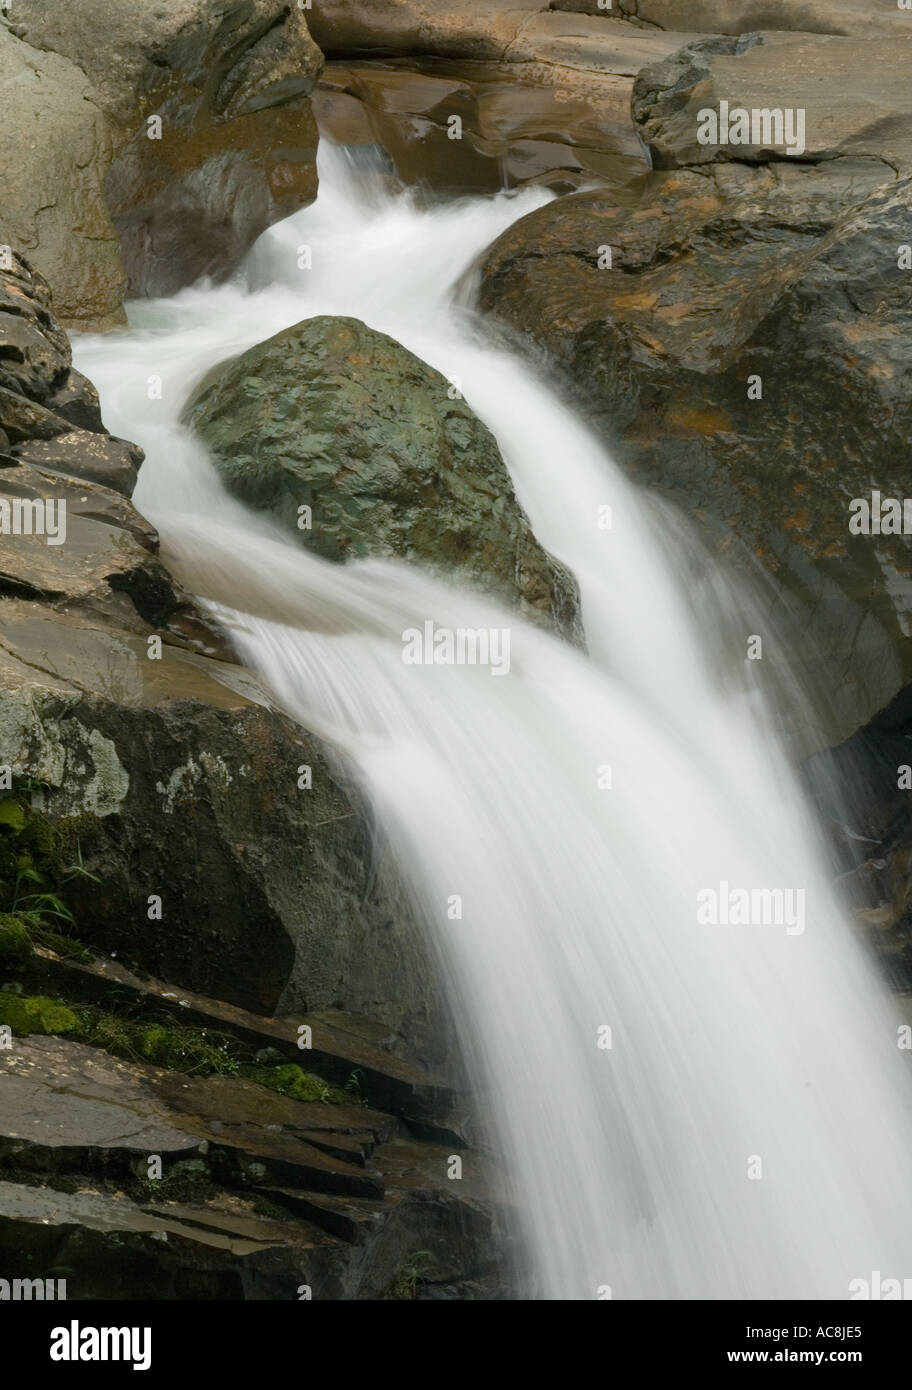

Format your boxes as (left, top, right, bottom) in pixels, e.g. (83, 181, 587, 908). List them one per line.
(479, 162, 912, 748)
(0, 1035, 505, 1298)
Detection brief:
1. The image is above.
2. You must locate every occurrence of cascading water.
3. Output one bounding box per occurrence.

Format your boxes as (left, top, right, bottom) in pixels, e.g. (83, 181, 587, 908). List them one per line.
(75, 144, 912, 1299)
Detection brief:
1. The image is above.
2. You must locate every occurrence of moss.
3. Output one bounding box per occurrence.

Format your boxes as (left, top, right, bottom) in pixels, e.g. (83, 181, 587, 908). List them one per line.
(0, 799, 26, 832)
(0, 792, 61, 884)
(0, 989, 244, 1082)
(131, 1023, 240, 1074)
(0, 991, 80, 1036)
(0, 913, 34, 964)
(74, 1009, 242, 1076)
(32, 929, 93, 964)
(239, 1062, 347, 1105)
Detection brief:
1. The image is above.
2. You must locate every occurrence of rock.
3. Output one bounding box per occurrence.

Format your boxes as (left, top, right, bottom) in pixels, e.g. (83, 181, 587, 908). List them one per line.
(315, 15, 700, 193)
(803, 682, 912, 987)
(12, 431, 143, 496)
(0, 1179, 353, 1299)
(0, 603, 456, 1067)
(25, 943, 466, 1135)
(0, 1035, 504, 1297)
(185, 315, 579, 635)
(633, 32, 912, 174)
(0, 27, 124, 331)
(479, 163, 912, 748)
(317, 55, 648, 191)
(306, 0, 546, 59)
(3, 1, 324, 312)
(610, 0, 912, 39)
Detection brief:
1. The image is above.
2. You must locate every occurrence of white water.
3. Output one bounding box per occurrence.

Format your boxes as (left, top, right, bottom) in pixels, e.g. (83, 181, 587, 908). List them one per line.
(76, 145, 912, 1299)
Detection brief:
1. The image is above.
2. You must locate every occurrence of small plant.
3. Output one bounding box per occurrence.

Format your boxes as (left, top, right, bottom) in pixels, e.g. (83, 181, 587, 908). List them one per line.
(60, 841, 101, 887)
(391, 1251, 435, 1301)
(344, 1067, 365, 1099)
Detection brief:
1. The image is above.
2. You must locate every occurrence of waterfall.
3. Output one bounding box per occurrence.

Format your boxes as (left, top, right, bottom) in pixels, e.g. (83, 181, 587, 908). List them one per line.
(75, 144, 912, 1300)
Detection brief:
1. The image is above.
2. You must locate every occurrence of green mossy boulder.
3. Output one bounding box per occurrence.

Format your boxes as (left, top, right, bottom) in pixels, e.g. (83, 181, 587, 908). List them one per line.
(185, 315, 580, 638)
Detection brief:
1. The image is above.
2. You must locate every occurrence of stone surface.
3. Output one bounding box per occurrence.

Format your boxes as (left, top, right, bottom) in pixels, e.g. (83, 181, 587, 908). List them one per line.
(307, 0, 546, 59)
(0, 1035, 504, 1298)
(803, 683, 912, 988)
(314, 15, 700, 192)
(27, 945, 466, 1135)
(316, 56, 647, 191)
(13, 431, 143, 496)
(612, 0, 912, 39)
(633, 32, 912, 174)
(479, 162, 912, 748)
(185, 314, 579, 635)
(0, 27, 124, 331)
(3, 1, 324, 312)
(0, 606, 453, 1067)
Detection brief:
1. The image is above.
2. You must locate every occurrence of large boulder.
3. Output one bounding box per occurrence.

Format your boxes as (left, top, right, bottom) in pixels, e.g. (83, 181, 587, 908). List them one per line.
(2, 1, 323, 314)
(0, 28, 124, 331)
(479, 163, 912, 749)
(184, 315, 579, 636)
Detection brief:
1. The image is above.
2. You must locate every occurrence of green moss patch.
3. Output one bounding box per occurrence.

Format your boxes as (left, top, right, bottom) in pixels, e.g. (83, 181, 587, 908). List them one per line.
(0, 913, 34, 964)
(239, 1062, 347, 1105)
(0, 992, 80, 1036)
(0, 996, 347, 1105)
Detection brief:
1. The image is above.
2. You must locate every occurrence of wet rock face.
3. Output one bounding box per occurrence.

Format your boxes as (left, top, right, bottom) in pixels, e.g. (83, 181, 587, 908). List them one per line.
(316, 55, 650, 193)
(479, 164, 912, 748)
(803, 683, 912, 990)
(0, 1033, 505, 1298)
(313, 15, 705, 194)
(0, 247, 199, 624)
(306, 0, 546, 59)
(2, 1, 323, 315)
(185, 314, 580, 637)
